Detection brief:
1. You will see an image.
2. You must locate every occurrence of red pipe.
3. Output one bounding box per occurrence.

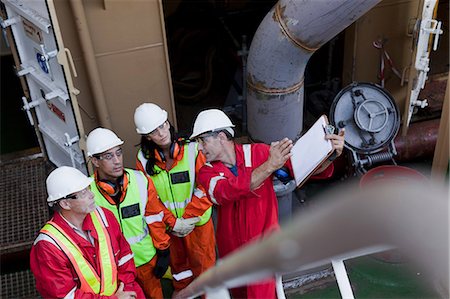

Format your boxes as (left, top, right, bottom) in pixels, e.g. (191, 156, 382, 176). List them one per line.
(394, 118, 439, 162)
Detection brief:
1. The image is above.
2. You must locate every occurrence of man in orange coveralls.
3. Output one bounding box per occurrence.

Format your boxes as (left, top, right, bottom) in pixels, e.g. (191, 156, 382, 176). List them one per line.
(190, 109, 345, 298)
(30, 166, 144, 299)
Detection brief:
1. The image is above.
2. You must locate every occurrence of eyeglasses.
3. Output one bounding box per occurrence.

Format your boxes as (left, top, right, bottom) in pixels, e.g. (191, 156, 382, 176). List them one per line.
(95, 148, 123, 161)
(64, 187, 91, 200)
(146, 121, 168, 137)
(195, 132, 218, 145)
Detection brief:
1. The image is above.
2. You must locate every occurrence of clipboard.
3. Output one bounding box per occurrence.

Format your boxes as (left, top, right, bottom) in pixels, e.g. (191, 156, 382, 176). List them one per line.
(290, 115, 334, 188)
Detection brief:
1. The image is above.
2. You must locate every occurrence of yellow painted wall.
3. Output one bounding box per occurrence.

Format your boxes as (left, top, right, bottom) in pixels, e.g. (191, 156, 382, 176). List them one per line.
(342, 0, 422, 115)
(52, 0, 175, 168)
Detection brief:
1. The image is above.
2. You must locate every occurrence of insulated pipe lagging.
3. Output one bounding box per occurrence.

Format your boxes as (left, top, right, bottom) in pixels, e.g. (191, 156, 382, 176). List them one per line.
(247, 0, 381, 143)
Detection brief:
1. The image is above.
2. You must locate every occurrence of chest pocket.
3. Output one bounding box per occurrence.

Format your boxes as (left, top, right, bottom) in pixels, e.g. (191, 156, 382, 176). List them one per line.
(121, 203, 141, 219)
(170, 171, 190, 184)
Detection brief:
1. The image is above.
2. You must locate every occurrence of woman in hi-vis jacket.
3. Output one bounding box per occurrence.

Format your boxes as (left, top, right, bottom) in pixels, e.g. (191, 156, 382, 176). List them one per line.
(134, 103, 216, 292)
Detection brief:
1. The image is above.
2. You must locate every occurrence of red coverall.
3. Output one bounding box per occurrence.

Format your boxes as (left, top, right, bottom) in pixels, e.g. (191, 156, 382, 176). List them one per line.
(138, 146, 216, 291)
(197, 143, 333, 299)
(30, 207, 145, 299)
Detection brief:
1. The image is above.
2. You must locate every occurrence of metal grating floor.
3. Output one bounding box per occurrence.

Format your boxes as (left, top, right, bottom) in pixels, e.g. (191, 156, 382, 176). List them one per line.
(1, 269, 41, 298)
(0, 155, 51, 254)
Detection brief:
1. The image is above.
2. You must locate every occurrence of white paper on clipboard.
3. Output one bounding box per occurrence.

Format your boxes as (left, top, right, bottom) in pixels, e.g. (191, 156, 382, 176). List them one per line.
(291, 115, 333, 187)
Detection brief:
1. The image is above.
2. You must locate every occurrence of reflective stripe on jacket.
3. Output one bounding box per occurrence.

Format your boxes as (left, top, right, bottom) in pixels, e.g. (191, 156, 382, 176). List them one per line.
(91, 169, 156, 267)
(141, 142, 211, 226)
(40, 207, 117, 295)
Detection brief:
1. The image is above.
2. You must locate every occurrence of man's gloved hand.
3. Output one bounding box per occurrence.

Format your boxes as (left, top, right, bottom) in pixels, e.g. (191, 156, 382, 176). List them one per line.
(172, 217, 201, 237)
(154, 248, 170, 278)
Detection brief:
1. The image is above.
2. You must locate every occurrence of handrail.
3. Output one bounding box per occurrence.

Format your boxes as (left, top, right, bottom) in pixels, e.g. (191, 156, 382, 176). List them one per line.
(174, 181, 449, 298)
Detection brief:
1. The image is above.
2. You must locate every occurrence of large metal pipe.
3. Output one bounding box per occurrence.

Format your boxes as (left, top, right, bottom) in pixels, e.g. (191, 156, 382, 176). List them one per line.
(394, 118, 440, 162)
(247, 0, 381, 143)
(68, 0, 112, 128)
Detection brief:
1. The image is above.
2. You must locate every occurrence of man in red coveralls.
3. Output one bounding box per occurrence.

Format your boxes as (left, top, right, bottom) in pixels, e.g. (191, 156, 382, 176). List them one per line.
(30, 166, 145, 299)
(190, 109, 345, 298)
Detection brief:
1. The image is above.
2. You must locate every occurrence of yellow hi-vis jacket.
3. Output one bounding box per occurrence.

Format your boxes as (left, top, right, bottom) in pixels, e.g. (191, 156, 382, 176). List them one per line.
(91, 169, 156, 267)
(40, 207, 117, 295)
(151, 143, 212, 226)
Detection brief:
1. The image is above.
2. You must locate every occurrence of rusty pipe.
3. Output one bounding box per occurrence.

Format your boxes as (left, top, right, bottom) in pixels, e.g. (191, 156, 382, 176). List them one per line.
(325, 119, 439, 180)
(394, 118, 439, 162)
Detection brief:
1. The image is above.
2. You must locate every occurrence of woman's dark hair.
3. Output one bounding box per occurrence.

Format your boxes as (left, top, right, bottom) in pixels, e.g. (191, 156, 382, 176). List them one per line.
(139, 122, 187, 176)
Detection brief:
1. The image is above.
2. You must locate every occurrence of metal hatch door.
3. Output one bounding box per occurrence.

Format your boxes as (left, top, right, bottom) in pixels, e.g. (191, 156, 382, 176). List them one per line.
(1, 0, 88, 174)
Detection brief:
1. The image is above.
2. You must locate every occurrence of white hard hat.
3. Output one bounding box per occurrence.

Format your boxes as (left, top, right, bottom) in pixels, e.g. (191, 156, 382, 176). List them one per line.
(134, 103, 168, 134)
(86, 127, 124, 157)
(190, 109, 235, 139)
(46, 166, 93, 205)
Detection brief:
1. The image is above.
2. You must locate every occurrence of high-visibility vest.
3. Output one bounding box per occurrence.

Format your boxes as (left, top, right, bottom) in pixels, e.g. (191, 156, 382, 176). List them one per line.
(91, 169, 156, 267)
(41, 207, 117, 295)
(150, 142, 212, 226)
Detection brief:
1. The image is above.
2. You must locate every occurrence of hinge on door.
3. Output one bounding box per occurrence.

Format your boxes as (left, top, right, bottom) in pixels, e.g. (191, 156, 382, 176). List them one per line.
(0, 16, 10, 48)
(64, 133, 81, 170)
(18, 63, 69, 103)
(15, 65, 35, 76)
(44, 89, 67, 100)
(0, 15, 20, 28)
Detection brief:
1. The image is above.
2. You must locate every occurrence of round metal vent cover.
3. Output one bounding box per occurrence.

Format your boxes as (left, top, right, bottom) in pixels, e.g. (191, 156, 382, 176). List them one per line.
(330, 82, 400, 154)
